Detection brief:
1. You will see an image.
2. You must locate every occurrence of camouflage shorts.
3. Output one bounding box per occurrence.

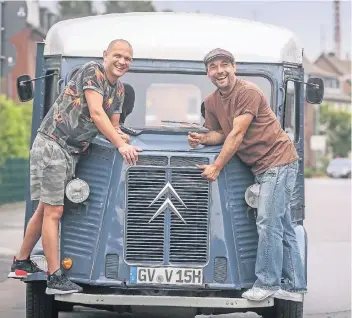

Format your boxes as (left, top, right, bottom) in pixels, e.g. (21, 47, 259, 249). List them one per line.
(30, 133, 79, 206)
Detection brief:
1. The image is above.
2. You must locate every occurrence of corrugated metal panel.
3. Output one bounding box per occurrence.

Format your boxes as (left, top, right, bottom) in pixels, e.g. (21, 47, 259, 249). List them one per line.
(223, 159, 257, 283)
(61, 152, 113, 276)
(125, 168, 166, 263)
(169, 169, 209, 264)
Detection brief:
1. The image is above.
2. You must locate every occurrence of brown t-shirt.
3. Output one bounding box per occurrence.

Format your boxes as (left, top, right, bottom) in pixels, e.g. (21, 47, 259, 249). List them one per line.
(204, 78, 298, 175)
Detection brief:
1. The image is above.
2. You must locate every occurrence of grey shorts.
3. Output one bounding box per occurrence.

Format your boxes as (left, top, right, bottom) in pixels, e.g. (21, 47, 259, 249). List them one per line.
(30, 133, 79, 206)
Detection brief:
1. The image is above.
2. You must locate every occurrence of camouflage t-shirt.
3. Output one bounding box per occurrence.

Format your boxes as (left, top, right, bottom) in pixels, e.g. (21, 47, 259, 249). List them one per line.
(38, 61, 125, 155)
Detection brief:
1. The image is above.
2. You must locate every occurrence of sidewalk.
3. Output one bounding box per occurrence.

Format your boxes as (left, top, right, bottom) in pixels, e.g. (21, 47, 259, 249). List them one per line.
(0, 202, 25, 257)
(0, 202, 25, 213)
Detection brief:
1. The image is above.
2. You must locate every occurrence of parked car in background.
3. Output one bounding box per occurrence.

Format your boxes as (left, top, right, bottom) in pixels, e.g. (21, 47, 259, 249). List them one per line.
(327, 158, 352, 178)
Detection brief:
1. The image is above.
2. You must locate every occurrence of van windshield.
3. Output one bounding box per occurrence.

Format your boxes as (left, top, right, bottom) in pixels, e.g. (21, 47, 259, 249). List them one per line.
(121, 72, 272, 129)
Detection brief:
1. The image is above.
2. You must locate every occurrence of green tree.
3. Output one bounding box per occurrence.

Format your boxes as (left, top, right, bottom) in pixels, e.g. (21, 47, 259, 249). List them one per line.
(103, 1, 156, 14)
(0, 95, 33, 164)
(57, 0, 96, 20)
(319, 103, 352, 157)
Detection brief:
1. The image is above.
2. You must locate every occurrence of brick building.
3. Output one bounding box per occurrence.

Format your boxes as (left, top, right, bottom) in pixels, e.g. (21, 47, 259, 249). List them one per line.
(0, 0, 58, 102)
(314, 52, 351, 105)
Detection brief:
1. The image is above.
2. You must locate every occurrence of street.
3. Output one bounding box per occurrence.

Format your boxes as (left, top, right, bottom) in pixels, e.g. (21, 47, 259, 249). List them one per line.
(0, 178, 350, 317)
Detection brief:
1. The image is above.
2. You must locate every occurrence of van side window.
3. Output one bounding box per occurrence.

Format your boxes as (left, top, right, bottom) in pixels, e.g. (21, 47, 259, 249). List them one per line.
(284, 80, 299, 142)
(43, 70, 59, 116)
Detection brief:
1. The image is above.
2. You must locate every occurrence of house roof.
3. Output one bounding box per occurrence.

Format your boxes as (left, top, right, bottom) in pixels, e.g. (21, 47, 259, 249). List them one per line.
(315, 52, 351, 76)
(43, 12, 304, 64)
(303, 56, 337, 77)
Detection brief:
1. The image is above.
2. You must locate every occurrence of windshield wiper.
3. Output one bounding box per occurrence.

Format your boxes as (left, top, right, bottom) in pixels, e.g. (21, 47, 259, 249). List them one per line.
(119, 125, 140, 136)
(160, 120, 203, 128)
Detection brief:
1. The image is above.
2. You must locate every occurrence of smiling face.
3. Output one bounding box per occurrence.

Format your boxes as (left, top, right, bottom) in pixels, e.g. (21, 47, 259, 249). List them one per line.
(206, 57, 236, 92)
(103, 40, 133, 83)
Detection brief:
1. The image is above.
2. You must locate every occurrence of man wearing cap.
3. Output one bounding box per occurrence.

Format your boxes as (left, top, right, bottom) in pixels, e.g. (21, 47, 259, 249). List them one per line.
(188, 48, 306, 302)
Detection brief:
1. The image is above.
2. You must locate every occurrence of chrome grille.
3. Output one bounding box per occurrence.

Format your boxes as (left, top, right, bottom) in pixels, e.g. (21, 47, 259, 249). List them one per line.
(125, 168, 166, 263)
(125, 158, 210, 266)
(170, 156, 209, 167)
(105, 254, 119, 279)
(214, 257, 227, 283)
(137, 155, 168, 166)
(169, 169, 209, 264)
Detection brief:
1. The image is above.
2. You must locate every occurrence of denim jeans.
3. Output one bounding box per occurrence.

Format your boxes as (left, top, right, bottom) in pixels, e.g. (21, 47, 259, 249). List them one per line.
(253, 160, 307, 293)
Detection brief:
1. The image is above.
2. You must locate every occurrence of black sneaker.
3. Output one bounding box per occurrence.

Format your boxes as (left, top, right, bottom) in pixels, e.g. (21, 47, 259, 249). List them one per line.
(46, 269, 83, 295)
(8, 256, 45, 279)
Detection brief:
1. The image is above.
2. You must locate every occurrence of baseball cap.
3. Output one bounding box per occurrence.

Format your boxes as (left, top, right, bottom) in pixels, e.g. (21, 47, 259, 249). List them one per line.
(203, 48, 235, 65)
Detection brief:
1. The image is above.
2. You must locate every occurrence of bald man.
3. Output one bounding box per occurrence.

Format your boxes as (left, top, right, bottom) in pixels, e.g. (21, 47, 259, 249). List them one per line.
(8, 39, 141, 295)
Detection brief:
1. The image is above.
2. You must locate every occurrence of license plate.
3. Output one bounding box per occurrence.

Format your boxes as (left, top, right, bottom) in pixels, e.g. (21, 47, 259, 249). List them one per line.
(130, 266, 203, 285)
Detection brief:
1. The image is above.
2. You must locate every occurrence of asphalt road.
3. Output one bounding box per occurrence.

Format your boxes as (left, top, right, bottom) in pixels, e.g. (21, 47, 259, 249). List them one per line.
(0, 178, 350, 318)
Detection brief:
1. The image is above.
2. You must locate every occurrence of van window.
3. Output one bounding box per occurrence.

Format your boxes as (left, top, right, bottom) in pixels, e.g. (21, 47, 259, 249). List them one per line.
(145, 83, 202, 126)
(284, 80, 300, 142)
(44, 70, 59, 116)
(122, 72, 272, 129)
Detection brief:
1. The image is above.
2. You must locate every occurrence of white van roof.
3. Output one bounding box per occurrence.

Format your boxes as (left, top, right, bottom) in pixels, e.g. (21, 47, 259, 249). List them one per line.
(44, 12, 303, 64)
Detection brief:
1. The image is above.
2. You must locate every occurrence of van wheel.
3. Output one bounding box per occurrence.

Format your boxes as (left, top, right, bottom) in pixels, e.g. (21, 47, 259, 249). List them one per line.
(260, 299, 303, 318)
(26, 282, 59, 318)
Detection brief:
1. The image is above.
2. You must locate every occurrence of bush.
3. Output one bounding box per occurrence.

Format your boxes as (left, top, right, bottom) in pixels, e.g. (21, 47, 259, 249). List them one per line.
(0, 95, 33, 165)
(304, 167, 327, 178)
(304, 167, 314, 178)
(319, 104, 352, 157)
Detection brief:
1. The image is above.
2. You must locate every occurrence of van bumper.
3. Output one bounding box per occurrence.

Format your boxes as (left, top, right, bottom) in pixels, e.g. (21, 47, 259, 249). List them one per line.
(55, 293, 274, 309)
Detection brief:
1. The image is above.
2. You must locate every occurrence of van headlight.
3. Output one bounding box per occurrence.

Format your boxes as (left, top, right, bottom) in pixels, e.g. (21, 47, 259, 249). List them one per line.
(245, 184, 260, 209)
(65, 178, 90, 203)
(30, 255, 48, 272)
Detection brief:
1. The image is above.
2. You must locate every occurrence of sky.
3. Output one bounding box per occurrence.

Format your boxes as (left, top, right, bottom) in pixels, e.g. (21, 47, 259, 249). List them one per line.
(40, 0, 352, 62)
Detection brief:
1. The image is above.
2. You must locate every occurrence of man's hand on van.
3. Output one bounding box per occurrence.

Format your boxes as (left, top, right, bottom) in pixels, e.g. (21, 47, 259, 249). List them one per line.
(116, 128, 131, 144)
(196, 164, 221, 181)
(188, 132, 205, 148)
(118, 144, 142, 165)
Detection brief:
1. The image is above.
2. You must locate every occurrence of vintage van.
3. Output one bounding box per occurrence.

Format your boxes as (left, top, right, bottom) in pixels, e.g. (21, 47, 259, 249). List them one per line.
(17, 12, 324, 318)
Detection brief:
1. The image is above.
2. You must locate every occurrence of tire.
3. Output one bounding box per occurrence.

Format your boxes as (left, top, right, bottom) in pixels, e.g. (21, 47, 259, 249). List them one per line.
(26, 282, 59, 318)
(260, 299, 303, 318)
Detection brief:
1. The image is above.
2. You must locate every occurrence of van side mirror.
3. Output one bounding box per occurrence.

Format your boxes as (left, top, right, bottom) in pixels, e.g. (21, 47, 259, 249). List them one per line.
(306, 77, 324, 104)
(17, 75, 34, 102)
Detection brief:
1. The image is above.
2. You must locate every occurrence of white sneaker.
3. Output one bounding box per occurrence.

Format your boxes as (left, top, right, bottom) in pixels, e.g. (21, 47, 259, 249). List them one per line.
(242, 287, 276, 301)
(273, 289, 304, 302)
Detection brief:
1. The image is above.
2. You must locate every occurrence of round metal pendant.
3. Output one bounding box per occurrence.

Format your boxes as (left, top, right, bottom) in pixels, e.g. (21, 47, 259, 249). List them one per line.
(65, 178, 90, 203)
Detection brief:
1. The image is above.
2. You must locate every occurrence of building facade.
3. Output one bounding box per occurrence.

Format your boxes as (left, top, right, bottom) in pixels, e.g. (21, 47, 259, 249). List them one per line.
(0, 0, 58, 102)
(303, 54, 351, 168)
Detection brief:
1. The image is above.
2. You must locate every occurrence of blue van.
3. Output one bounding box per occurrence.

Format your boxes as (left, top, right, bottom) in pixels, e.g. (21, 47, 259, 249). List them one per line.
(17, 12, 324, 318)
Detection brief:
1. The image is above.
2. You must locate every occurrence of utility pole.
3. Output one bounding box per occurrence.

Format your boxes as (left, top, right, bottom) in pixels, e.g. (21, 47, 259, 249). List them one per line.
(334, 0, 341, 58)
(0, 1, 4, 95)
(320, 24, 327, 53)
